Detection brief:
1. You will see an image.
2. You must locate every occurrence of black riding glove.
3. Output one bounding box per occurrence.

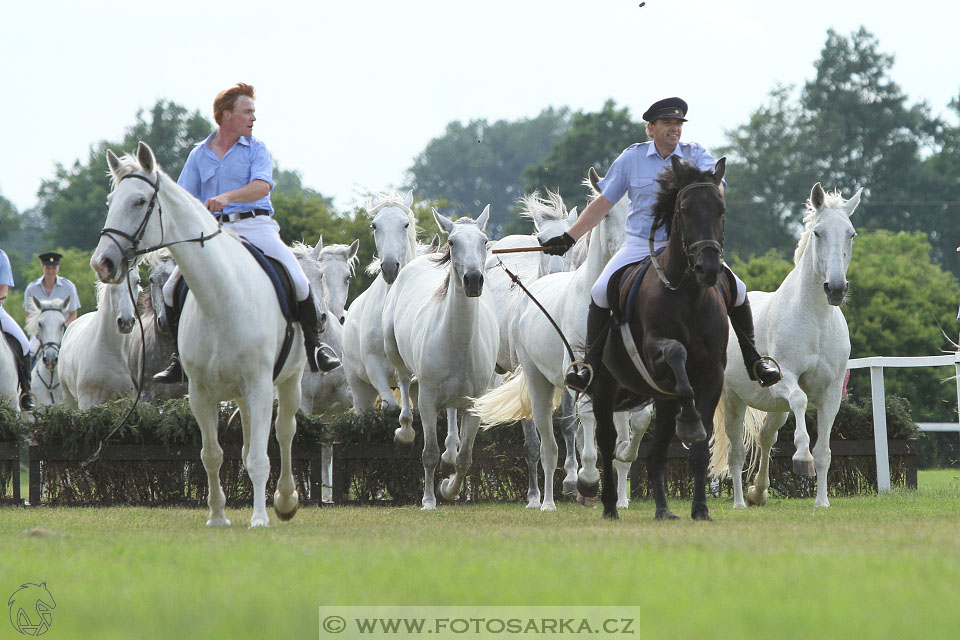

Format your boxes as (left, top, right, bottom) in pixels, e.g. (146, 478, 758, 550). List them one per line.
(540, 232, 576, 256)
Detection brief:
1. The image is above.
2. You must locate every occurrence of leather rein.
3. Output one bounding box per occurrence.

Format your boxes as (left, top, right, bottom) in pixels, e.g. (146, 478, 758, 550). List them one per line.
(648, 181, 724, 291)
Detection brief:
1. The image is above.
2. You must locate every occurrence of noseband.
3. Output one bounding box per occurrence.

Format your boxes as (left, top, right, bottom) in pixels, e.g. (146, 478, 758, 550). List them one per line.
(649, 181, 724, 290)
(99, 172, 221, 269)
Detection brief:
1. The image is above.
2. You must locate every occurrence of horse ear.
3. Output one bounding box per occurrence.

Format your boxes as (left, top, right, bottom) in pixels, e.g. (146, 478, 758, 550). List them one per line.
(29, 296, 41, 312)
(137, 141, 157, 173)
(432, 208, 454, 234)
(670, 155, 686, 178)
(430, 233, 441, 252)
(61, 296, 72, 313)
(588, 167, 602, 192)
(811, 183, 826, 210)
(844, 188, 863, 217)
(312, 236, 324, 260)
(403, 189, 414, 209)
(106, 149, 122, 177)
(476, 205, 491, 231)
(529, 206, 544, 230)
(567, 206, 579, 225)
(348, 239, 360, 260)
(712, 157, 726, 183)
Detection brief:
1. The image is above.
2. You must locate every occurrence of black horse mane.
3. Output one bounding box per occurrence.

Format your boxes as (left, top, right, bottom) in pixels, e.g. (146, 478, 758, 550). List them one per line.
(650, 161, 716, 237)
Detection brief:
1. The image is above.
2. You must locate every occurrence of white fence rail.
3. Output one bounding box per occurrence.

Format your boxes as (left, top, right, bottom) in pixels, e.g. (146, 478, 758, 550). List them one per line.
(846, 353, 960, 492)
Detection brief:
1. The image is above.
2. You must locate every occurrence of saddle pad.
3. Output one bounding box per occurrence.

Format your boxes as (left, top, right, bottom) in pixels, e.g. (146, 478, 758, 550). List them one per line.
(241, 241, 295, 322)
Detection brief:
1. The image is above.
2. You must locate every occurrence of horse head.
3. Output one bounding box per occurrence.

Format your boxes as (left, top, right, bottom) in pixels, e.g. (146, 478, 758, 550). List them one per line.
(96, 268, 140, 334)
(147, 252, 177, 333)
(433, 205, 491, 297)
(310, 236, 358, 324)
(29, 296, 70, 371)
(803, 182, 862, 306)
(660, 156, 726, 287)
(368, 190, 416, 285)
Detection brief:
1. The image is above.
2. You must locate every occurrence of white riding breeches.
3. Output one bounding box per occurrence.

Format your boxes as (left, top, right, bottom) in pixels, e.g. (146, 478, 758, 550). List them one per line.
(163, 215, 310, 306)
(590, 234, 746, 309)
(0, 307, 31, 357)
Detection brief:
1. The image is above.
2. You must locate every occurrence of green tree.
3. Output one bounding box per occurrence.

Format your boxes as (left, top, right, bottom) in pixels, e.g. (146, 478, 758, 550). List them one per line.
(406, 107, 571, 236)
(0, 192, 19, 241)
(39, 100, 211, 250)
(5, 246, 98, 327)
(524, 99, 647, 215)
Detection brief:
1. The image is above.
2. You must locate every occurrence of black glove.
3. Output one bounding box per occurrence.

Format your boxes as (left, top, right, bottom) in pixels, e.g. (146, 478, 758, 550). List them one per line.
(540, 232, 576, 256)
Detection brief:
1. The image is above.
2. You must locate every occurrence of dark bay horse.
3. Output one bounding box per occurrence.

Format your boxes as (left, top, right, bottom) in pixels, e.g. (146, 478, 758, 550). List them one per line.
(594, 156, 730, 521)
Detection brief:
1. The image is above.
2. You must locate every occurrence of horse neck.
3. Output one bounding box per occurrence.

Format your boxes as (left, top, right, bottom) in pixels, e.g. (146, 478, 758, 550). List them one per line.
(577, 217, 613, 292)
(440, 270, 481, 339)
(92, 294, 130, 355)
(790, 237, 833, 312)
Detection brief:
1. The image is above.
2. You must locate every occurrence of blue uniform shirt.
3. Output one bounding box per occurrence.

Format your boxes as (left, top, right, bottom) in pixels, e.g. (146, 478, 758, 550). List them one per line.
(598, 141, 723, 240)
(0, 250, 14, 288)
(177, 132, 275, 215)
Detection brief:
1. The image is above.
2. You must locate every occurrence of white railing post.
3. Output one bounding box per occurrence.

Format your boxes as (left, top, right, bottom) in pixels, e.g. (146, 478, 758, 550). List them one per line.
(955, 355, 960, 448)
(869, 365, 891, 492)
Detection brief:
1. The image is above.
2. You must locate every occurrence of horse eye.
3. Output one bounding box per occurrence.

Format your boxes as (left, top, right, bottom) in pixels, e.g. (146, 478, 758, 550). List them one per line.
(404, 222, 410, 229)
(370, 223, 376, 230)
(136, 197, 147, 206)
(813, 230, 821, 238)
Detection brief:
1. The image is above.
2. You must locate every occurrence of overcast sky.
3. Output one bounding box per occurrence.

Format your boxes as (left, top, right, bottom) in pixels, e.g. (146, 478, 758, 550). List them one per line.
(2, 0, 956, 216)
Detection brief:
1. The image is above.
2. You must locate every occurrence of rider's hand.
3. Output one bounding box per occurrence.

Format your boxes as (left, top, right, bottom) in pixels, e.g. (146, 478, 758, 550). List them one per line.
(205, 194, 231, 213)
(540, 232, 576, 256)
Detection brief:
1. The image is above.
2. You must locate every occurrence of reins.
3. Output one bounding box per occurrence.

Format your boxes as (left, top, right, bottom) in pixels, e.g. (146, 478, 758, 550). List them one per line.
(648, 181, 723, 291)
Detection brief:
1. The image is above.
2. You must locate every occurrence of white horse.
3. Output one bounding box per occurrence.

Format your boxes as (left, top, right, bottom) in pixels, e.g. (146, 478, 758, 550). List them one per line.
(135, 250, 188, 404)
(341, 191, 418, 411)
(0, 331, 19, 413)
(294, 237, 359, 503)
(486, 191, 579, 507)
(710, 183, 862, 508)
(59, 271, 140, 410)
(473, 175, 652, 511)
(26, 296, 72, 406)
(92, 142, 306, 528)
(383, 207, 499, 510)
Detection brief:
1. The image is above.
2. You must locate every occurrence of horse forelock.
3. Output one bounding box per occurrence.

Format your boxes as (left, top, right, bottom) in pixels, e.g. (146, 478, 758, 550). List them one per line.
(651, 167, 682, 236)
(519, 190, 569, 226)
(25, 297, 68, 335)
(794, 189, 849, 264)
(106, 154, 143, 189)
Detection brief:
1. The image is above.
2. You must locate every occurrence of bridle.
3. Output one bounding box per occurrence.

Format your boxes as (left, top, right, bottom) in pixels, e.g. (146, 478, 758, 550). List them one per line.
(648, 181, 724, 291)
(99, 172, 222, 270)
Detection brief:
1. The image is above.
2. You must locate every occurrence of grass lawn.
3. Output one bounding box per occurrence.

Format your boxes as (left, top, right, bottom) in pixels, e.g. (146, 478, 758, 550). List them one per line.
(1, 470, 958, 639)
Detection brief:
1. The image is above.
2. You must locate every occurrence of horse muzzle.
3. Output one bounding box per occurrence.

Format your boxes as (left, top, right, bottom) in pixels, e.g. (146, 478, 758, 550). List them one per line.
(90, 251, 127, 285)
(463, 270, 484, 297)
(823, 281, 849, 306)
(118, 317, 136, 334)
(381, 260, 401, 285)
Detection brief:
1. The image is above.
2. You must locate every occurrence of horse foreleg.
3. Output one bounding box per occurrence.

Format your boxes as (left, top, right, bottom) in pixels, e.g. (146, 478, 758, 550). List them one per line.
(440, 411, 482, 501)
(592, 368, 620, 519)
(521, 418, 542, 508)
(273, 375, 302, 521)
(418, 397, 440, 510)
(651, 339, 704, 446)
(558, 392, 578, 498)
(441, 408, 460, 467)
(649, 399, 679, 520)
(813, 388, 842, 507)
(613, 411, 633, 509)
(240, 382, 275, 528)
(575, 398, 600, 503)
(788, 388, 814, 477)
(321, 445, 334, 504)
(394, 372, 415, 446)
(192, 389, 230, 527)
(617, 404, 652, 464)
(525, 368, 559, 511)
(689, 378, 723, 521)
(747, 410, 788, 506)
(720, 393, 749, 509)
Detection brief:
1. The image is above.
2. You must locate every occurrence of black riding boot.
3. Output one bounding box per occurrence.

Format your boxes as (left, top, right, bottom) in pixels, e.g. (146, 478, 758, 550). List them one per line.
(16, 351, 35, 411)
(728, 297, 781, 387)
(153, 302, 187, 384)
(564, 301, 611, 393)
(298, 288, 341, 373)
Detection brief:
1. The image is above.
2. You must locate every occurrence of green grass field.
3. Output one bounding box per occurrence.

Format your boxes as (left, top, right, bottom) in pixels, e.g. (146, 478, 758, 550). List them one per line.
(1, 470, 958, 639)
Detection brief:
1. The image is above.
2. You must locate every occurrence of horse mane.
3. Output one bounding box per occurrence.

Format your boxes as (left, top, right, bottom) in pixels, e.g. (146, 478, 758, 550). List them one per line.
(793, 190, 849, 265)
(518, 190, 569, 226)
(24, 297, 67, 335)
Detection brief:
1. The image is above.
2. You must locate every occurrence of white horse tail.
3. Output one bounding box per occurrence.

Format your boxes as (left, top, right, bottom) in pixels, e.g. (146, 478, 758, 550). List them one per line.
(742, 407, 765, 477)
(708, 400, 731, 478)
(472, 367, 562, 428)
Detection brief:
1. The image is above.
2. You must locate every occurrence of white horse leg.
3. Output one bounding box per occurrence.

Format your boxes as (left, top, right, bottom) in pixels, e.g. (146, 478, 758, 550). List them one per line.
(394, 374, 415, 445)
(558, 392, 578, 498)
(521, 418, 542, 508)
(613, 411, 633, 509)
(236, 397, 251, 464)
(576, 398, 600, 502)
(192, 389, 230, 527)
(786, 388, 814, 476)
(321, 446, 334, 503)
(525, 370, 559, 512)
(241, 381, 275, 528)
(441, 407, 460, 467)
(418, 397, 440, 510)
(722, 394, 749, 509)
(346, 371, 380, 412)
(813, 390, 842, 507)
(747, 411, 788, 506)
(440, 411, 482, 501)
(367, 357, 399, 409)
(273, 375, 301, 521)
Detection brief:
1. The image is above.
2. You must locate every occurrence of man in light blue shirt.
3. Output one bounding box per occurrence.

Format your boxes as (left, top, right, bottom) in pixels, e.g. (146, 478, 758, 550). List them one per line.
(541, 97, 780, 392)
(0, 248, 35, 410)
(154, 83, 339, 383)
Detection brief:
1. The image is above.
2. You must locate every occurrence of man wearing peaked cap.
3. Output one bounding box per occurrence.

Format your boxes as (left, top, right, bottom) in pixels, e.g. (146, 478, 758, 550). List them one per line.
(24, 251, 81, 329)
(540, 96, 781, 392)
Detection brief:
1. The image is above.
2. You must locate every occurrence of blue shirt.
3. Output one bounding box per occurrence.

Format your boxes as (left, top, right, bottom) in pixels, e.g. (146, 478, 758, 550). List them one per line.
(24, 275, 81, 312)
(177, 132, 275, 215)
(598, 141, 723, 240)
(0, 250, 13, 287)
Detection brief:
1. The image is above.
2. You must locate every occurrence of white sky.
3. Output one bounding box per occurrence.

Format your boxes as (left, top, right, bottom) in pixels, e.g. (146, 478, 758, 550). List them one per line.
(1, 0, 956, 215)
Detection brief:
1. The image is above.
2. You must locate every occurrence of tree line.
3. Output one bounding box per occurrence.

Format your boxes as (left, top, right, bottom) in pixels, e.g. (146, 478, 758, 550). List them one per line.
(2, 27, 959, 431)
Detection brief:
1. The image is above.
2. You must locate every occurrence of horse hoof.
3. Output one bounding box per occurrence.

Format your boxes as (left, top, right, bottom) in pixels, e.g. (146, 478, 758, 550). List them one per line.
(576, 494, 598, 508)
(746, 485, 767, 506)
(602, 508, 619, 520)
(793, 458, 816, 477)
(249, 515, 270, 529)
(274, 491, 300, 521)
(206, 517, 231, 528)
(691, 507, 712, 521)
(440, 451, 457, 468)
(525, 498, 541, 509)
(421, 501, 437, 511)
(540, 502, 557, 512)
(562, 479, 578, 497)
(616, 499, 629, 510)
(675, 420, 706, 445)
(576, 477, 599, 498)
(438, 476, 459, 501)
(655, 509, 680, 520)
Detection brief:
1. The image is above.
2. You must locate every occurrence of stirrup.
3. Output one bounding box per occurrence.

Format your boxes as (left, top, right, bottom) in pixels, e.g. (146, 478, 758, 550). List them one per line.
(752, 355, 782, 387)
(315, 343, 342, 372)
(18, 391, 37, 412)
(564, 359, 594, 393)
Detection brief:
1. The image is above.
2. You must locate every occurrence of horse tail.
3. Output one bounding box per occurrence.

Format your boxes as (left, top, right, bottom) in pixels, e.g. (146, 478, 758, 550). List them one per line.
(742, 407, 765, 477)
(472, 367, 535, 427)
(709, 399, 731, 478)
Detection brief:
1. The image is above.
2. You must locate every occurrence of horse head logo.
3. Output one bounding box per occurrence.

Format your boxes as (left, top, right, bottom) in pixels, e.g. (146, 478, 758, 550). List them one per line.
(8, 582, 56, 636)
